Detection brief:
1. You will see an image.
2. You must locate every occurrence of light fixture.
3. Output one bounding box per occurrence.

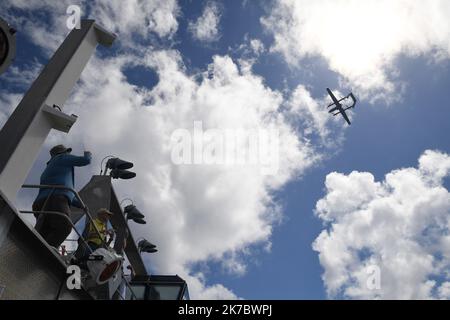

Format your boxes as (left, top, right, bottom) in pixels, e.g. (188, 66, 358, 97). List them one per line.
(106, 158, 134, 170)
(131, 217, 146, 224)
(110, 168, 136, 179)
(138, 239, 158, 254)
(0, 17, 16, 75)
(100, 156, 136, 179)
(123, 203, 147, 224)
(86, 248, 123, 285)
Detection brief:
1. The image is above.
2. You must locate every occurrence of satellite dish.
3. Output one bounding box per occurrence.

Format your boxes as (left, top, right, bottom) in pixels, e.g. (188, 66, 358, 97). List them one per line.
(0, 17, 16, 75)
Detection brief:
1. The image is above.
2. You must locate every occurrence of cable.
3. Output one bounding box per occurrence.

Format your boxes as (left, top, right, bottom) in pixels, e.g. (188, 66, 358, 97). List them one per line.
(119, 198, 134, 206)
(99, 155, 116, 175)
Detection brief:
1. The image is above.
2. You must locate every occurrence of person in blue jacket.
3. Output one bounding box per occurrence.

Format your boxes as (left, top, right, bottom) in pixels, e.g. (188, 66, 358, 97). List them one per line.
(32, 144, 92, 248)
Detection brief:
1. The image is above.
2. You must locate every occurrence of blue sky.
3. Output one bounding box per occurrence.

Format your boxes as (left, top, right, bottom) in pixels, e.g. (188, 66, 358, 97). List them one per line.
(1, 1, 450, 299)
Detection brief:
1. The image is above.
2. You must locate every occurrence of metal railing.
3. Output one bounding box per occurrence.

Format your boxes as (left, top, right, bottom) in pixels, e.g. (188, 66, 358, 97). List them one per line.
(21, 184, 105, 250)
(20, 209, 97, 256)
(20, 184, 137, 300)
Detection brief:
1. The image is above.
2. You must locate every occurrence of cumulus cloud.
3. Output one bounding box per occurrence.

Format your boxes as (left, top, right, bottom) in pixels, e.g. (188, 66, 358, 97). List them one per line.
(1, 60, 43, 89)
(39, 47, 323, 298)
(285, 85, 353, 154)
(188, 1, 222, 43)
(289, 86, 328, 136)
(0, 0, 75, 53)
(185, 273, 239, 299)
(89, 0, 179, 40)
(229, 36, 268, 74)
(0, 93, 22, 128)
(313, 150, 450, 299)
(262, 0, 450, 103)
(438, 282, 450, 300)
(0, 0, 180, 53)
(249, 39, 265, 56)
(0, 0, 351, 299)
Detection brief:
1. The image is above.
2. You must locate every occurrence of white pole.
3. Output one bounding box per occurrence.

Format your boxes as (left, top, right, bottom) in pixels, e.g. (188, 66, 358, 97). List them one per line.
(0, 20, 116, 202)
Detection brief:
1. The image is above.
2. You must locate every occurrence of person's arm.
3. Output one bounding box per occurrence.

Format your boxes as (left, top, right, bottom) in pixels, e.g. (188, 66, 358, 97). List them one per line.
(106, 229, 115, 246)
(59, 151, 92, 167)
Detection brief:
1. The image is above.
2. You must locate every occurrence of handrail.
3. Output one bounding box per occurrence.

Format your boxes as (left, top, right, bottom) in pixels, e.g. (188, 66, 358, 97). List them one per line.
(20, 210, 138, 300)
(113, 276, 136, 300)
(22, 184, 106, 249)
(20, 184, 138, 300)
(20, 210, 96, 256)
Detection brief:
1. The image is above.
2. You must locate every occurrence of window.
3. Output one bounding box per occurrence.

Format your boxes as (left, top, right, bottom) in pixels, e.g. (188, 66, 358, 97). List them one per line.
(148, 285, 182, 300)
(127, 285, 146, 300)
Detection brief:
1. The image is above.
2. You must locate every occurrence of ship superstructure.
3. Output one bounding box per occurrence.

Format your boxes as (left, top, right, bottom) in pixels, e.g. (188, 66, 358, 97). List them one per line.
(0, 19, 188, 300)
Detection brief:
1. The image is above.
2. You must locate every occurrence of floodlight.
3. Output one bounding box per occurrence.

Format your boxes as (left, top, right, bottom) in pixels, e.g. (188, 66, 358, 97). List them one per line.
(110, 168, 136, 179)
(124, 204, 144, 219)
(86, 248, 123, 285)
(104, 157, 136, 179)
(132, 217, 146, 224)
(124, 204, 147, 224)
(138, 239, 158, 254)
(0, 17, 16, 75)
(138, 239, 156, 249)
(106, 157, 134, 170)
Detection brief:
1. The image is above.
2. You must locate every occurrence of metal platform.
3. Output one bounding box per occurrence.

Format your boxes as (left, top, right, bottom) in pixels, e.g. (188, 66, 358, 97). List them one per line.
(0, 191, 92, 300)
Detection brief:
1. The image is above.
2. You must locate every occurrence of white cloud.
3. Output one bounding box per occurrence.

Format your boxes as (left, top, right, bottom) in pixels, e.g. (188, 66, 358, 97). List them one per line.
(188, 2, 222, 43)
(0, 0, 74, 53)
(42, 48, 323, 298)
(286, 85, 351, 151)
(313, 150, 450, 299)
(89, 0, 179, 40)
(438, 282, 450, 300)
(230, 36, 267, 74)
(0, 1, 350, 299)
(288, 85, 332, 139)
(249, 39, 265, 56)
(184, 273, 240, 299)
(0, 92, 22, 128)
(0, 0, 180, 53)
(1, 60, 43, 88)
(262, 0, 450, 103)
